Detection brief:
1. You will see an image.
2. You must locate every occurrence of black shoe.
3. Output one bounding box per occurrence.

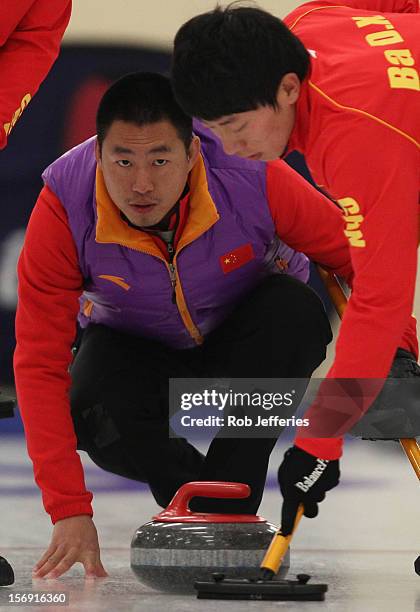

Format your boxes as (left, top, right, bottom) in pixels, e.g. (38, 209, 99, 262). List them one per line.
(0, 391, 15, 420)
(0, 556, 14, 586)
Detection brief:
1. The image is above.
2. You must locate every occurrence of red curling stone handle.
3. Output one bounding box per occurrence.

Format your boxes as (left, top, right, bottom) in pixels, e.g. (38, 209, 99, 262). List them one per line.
(152, 481, 264, 522)
(167, 481, 250, 514)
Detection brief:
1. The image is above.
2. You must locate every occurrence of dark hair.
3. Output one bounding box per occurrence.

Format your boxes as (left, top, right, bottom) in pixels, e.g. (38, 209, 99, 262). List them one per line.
(172, 3, 310, 120)
(96, 72, 193, 151)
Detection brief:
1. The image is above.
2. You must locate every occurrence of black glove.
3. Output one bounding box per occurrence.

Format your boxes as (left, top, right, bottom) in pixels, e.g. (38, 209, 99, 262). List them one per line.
(278, 446, 340, 536)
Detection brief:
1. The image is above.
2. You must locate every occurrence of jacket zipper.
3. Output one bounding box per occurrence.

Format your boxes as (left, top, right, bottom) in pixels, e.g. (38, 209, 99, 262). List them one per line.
(109, 240, 202, 342)
(167, 242, 177, 304)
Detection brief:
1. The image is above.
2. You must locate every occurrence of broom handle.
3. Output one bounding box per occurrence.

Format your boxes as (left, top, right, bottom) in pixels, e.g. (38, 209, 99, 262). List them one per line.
(399, 439, 420, 480)
(260, 505, 304, 574)
(317, 266, 347, 318)
(317, 265, 420, 482)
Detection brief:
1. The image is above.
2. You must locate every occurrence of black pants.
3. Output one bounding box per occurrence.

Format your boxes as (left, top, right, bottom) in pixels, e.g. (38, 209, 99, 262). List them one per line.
(70, 275, 332, 514)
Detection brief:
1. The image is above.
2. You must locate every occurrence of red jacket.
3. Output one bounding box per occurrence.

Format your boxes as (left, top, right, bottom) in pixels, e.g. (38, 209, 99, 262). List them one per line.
(15, 158, 352, 523)
(0, 0, 71, 149)
(283, 0, 420, 458)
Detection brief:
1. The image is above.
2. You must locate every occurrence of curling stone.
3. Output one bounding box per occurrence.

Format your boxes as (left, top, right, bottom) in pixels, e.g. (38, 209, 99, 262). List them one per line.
(130, 481, 290, 593)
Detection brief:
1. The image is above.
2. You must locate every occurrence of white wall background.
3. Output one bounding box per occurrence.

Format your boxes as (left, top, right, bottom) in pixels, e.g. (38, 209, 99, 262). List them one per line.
(63, 1, 302, 47)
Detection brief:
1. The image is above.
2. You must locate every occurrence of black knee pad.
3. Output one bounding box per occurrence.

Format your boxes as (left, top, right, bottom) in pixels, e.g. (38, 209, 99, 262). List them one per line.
(350, 350, 420, 439)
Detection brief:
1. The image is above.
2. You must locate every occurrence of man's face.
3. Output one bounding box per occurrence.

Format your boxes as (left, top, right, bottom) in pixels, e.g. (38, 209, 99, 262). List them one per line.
(202, 74, 299, 161)
(97, 119, 199, 227)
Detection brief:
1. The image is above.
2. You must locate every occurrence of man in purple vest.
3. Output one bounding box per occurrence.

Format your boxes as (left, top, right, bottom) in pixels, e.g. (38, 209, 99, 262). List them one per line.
(14, 73, 351, 579)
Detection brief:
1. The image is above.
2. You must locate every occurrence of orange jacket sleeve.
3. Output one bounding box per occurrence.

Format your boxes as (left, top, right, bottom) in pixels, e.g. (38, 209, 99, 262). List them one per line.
(14, 185, 93, 523)
(0, 0, 71, 149)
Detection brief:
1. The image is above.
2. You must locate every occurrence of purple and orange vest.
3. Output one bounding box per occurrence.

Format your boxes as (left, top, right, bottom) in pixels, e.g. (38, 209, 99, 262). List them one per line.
(42, 124, 309, 349)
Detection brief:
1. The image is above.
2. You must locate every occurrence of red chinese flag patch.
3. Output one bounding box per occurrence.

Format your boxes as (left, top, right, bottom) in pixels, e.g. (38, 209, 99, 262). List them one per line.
(220, 243, 255, 274)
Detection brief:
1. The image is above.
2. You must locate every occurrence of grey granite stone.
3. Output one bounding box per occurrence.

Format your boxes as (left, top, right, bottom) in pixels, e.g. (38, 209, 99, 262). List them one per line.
(131, 520, 290, 592)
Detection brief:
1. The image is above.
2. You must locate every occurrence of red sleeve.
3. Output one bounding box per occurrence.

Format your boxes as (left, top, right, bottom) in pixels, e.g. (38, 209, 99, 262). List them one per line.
(266, 160, 353, 286)
(14, 185, 93, 523)
(0, 0, 71, 149)
(295, 119, 418, 460)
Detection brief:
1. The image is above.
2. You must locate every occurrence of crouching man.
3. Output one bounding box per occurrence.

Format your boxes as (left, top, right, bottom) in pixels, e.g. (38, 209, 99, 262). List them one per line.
(14, 73, 352, 578)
